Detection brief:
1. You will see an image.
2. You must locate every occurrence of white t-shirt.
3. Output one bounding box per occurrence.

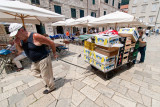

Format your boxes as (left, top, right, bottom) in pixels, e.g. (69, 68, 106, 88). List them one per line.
(139, 34, 147, 47)
(145, 30, 150, 33)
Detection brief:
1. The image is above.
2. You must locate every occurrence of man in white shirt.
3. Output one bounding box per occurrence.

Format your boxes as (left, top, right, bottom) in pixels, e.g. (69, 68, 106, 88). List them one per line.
(145, 29, 150, 37)
(138, 30, 147, 63)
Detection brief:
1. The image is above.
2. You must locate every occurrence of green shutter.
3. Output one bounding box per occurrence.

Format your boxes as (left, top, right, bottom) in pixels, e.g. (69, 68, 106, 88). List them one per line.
(112, 0, 114, 6)
(118, 3, 121, 9)
(91, 12, 96, 17)
(54, 5, 61, 14)
(80, 10, 84, 18)
(105, 0, 108, 3)
(71, 8, 76, 18)
(91, 12, 94, 17)
(31, 0, 40, 5)
(93, 0, 95, 5)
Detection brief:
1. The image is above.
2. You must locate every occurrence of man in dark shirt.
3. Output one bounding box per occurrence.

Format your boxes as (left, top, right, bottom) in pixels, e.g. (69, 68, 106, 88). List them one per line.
(9, 23, 58, 94)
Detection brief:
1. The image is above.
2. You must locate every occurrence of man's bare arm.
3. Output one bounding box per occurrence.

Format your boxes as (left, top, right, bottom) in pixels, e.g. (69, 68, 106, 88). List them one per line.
(33, 34, 57, 57)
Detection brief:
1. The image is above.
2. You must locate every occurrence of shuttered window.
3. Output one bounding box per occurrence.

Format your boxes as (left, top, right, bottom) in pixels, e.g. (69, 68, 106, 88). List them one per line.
(118, 3, 121, 9)
(93, 0, 95, 5)
(54, 5, 61, 14)
(105, 0, 108, 3)
(80, 9, 84, 18)
(71, 8, 76, 18)
(112, 0, 114, 6)
(31, 0, 40, 5)
(91, 12, 96, 17)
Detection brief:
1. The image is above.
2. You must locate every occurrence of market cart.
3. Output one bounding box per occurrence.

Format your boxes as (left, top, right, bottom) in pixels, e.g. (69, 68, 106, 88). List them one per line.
(83, 28, 139, 79)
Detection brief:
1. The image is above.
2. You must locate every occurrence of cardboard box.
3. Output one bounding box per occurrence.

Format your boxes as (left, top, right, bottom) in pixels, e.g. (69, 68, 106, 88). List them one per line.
(125, 40, 131, 45)
(93, 51, 115, 65)
(92, 59, 115, 73)
(84, 48, 93, 57)
(95, 34, 119, 47)
(84, 55, 93, 64)
(118, 28, 139, 42)
(84, 41, 95, 51)
(94, 47, 119, 57)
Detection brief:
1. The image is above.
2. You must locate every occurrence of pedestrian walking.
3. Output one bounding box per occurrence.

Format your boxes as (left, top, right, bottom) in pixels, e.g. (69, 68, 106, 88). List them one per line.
(66, 30, 70, 38)
(155, 29, 159, 36)
(9, 23, 58, 94)
(138, 30, 147, 63)
(145, 29, 150, 37)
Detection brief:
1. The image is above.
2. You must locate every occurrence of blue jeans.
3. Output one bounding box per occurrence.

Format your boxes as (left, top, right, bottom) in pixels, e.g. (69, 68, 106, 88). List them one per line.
(138, 46, 146, 62)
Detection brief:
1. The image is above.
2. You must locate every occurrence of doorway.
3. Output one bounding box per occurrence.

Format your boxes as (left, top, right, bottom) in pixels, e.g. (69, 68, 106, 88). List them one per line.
(36, 23, 46, 35)
(56, 26, 64, 34)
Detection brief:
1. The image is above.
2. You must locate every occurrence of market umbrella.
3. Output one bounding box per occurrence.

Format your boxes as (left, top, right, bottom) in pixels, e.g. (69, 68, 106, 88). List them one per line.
(69, 15, 96, 27)
(52, 18, 75, 26)
(0, 0, 65, 27)
(89, 11, 142, 27)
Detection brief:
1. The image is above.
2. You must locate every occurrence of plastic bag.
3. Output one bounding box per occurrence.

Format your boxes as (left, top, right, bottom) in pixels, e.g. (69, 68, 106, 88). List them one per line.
(0, 49, 11, 55)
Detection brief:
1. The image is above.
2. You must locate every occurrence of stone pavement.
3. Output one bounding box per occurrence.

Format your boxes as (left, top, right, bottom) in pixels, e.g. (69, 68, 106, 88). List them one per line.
(0, 35, 160, 107)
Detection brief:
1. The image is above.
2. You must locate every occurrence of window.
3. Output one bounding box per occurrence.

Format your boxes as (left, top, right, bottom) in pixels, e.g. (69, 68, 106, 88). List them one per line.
(71, 8, 76, 18)
(112, 0, 114, 6)
(91, 12, 96, 17)
(31, 0, 40, 5)
(104, 11, 106, 15)
(54, 5, 61, 14)
(118, 3, 121, 9)
(149, 16, 155, 23)
(139, 16, 145, 22)
(141, 5, 147, 13)
(105, 0, 108, 3)
(80, 9, 84, 18)
(132, 7, 136, 13)
(152, 3, 158, 11)
(4, 25, 10, 34)
(93, 0, 95, 5)
(133, 0, 137, 4)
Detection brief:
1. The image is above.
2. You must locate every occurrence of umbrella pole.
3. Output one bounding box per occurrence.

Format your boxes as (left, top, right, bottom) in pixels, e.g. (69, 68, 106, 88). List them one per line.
(87, 26, 89, 34)
(115, 23, 117, 30)
(71, 26, 72, 37)
(20, 16, 26, 29)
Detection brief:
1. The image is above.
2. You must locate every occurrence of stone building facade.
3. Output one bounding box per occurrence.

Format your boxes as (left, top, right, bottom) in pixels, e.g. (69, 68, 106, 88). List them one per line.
(128, 0, 160, 30)
(0, 0, 121, 39)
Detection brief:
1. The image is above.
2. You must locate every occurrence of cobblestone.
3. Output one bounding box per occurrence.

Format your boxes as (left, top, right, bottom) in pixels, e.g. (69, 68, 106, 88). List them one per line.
(3, 81, 23, 92)
(80, 86, 100, 101)
(95, 84, 114, 98)
(120, 80, 140, 92)
(0, 88, 17, 101)
(82, 77, 98, 88)
(142, 95, 151, 107)
(139, 87, 160, 101)
(71, 89, 85, 106)
(16, 95, 36, 107)
(24, 82, 44, 96)
(112, 95, 136, 107)
(8, 91, 26, 106)
(29, 94, 55, 107)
